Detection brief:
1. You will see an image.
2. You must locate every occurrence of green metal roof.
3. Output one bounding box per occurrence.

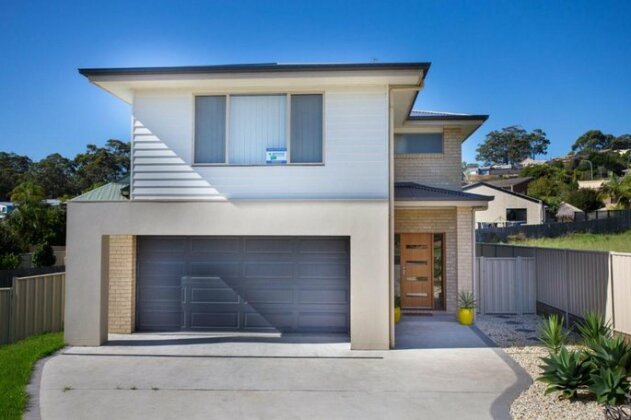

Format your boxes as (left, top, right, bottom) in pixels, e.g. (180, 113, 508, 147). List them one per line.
(72, 177, 130, 201)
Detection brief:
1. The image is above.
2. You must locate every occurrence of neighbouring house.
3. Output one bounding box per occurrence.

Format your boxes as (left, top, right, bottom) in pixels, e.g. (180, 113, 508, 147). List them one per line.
(463, 182, 544, 227)
(556, 201, 583, 222)
(72, 177, 130, 201)
(66, 62, 491, 350)
(474, 164, 520, 177)
(577, 179, 607, 191)
(519, 157, 547, 167)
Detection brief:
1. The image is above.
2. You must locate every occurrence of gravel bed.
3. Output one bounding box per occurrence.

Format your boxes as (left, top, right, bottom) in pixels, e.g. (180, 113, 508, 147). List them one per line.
(476, 314, 607, 420)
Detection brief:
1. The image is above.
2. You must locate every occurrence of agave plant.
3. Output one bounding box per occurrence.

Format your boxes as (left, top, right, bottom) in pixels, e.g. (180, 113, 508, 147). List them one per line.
(538, 314, 569, 354)
(590, 367, 631, 406)
(588, 337, 631, 374)
(578, 311, 612, 348)
(538, 347, 592, 400)
(458, 290, 476, 309)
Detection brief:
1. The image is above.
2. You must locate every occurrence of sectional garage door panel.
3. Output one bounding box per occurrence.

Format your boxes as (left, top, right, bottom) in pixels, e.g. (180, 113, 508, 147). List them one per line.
(136, 236, 350, 333)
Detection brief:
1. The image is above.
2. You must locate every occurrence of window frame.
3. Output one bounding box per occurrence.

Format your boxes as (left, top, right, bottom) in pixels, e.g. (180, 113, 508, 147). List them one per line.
(506, 208, 528, 223)
(192, 91, 325, 166)
(393, 129, 444, 156)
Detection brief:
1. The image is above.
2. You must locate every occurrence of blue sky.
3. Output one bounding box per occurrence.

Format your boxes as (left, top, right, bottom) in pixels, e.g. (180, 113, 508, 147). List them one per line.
(1, 0, 629, 163)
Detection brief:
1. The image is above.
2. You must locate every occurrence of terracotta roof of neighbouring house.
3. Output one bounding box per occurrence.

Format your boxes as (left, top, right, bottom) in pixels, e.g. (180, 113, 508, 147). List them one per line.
(395, 182, 493, 202)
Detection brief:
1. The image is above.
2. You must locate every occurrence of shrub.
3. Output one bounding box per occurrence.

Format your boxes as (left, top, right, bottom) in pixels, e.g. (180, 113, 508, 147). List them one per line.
(31, 243, 55, 267)
(538, 347, 592, 399)
(538, 314, 569, 354)
(588, 337, 631, 374)
(590, 367, 631, 406)
(578, 312, 612, 348)
(0, 253, 20, 269)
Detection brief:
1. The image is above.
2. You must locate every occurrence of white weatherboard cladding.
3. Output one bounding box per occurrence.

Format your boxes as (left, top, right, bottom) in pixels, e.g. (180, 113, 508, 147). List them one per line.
(131, 88, 388, 199)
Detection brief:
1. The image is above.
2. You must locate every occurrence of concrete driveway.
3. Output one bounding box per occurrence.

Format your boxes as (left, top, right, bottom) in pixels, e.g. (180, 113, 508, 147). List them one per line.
(36, 316, 529, 420)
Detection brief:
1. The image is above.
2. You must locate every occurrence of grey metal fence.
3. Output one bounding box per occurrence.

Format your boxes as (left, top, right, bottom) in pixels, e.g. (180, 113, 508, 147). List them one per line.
(476, 210, 631, 242)
(0, 273, 65, 345)
(476, 243, 631, 337)
(475, 257, 536, 314)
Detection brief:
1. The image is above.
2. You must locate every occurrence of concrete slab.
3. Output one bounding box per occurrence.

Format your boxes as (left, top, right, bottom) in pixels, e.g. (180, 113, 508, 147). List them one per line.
(39, 316, 530, 420)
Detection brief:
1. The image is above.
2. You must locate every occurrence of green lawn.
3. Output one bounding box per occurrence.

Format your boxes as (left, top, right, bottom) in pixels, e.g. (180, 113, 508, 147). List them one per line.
(512, 229, 631, 253)
(0, 332, 64, 420)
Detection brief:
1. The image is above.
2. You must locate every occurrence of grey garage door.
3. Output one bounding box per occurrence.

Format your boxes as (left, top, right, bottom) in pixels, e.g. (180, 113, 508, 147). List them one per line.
(136, 236, 350, 334)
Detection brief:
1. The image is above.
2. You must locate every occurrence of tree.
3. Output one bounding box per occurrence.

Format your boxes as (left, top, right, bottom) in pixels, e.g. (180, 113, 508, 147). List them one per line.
(10, 181, 45, 205)
(27, 153, 78, 198)
(73, 139, 130, 192)
(524, 164, 576, 212)
(7, 181, 64, 248)
(0, 222, 22, 255)
(603, 175, 631, 209)
(611, 134, 631, 151)
(32, 243, 56, 267)
(0, 152, 32, 200)
(564, 189, 604, 212)
(476, 126, 550, 165)
(571, 130, 616, 155)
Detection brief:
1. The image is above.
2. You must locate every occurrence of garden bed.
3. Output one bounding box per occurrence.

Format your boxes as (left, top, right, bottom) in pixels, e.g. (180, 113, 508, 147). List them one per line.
(476, 314, 613, 420)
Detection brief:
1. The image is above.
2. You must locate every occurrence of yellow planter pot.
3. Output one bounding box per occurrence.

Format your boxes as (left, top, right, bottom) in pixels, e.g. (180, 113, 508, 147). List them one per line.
(394, 307, 401, 324)
(457, 308, 474, 326)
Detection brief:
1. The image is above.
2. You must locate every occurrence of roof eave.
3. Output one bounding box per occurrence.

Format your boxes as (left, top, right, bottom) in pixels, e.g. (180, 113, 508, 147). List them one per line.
(78, 62, 431, 78)
(395, 200, 491, 208)
(407, 114, 489, 122)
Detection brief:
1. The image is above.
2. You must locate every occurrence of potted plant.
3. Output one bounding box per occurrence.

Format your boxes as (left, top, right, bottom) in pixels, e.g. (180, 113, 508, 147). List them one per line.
(394, 295, 401, 324)
(457, 290, 476, 325)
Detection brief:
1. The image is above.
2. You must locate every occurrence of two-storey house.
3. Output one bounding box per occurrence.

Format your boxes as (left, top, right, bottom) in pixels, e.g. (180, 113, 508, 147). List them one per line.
(66, 62, 491, 350)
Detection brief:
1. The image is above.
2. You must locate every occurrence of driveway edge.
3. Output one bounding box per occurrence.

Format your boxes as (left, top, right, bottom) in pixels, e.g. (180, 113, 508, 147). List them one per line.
(24, 350, 62, 420)
(471, 325, 533, 419)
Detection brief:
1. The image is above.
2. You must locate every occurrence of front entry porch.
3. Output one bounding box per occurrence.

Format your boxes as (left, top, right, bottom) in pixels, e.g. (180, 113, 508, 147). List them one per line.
(393, 182, 491, 318)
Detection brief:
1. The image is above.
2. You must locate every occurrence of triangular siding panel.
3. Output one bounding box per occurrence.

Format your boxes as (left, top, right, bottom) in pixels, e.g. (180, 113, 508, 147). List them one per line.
(132, 119, 224, 200)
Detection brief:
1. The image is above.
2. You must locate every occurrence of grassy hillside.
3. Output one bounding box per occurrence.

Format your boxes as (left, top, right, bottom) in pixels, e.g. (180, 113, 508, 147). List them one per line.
(512, 229, 631, 253)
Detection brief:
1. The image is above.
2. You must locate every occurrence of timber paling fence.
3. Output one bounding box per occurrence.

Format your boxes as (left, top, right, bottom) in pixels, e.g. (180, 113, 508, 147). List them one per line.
(0, 273, 65, 345)
(476, 209, 631, 242)
(476, 243, 631, 338)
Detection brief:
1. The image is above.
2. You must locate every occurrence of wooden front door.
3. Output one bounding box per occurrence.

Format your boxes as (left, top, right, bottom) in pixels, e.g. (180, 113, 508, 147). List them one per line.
(400, 233, 433, 309)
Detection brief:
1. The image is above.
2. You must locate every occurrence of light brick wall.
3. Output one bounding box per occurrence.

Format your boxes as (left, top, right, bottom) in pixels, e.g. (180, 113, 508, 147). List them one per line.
(394, 128, 463, 189)
(395, 208, 458, 312)
(108, 235, 136, 334)
(456, 208, 474, 294)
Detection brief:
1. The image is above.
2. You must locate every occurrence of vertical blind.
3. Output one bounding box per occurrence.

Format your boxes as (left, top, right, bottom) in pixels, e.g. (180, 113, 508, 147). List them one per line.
(194, 96, 226, 163)
(290, 95, 323, 163)
(228, 95, 287, 164)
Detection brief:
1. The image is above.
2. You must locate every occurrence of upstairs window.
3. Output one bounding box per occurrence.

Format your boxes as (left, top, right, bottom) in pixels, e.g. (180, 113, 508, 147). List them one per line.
(195, 96, 227, 163)
(394, 133, 443, 154)
(291, 95, 323, 163)
(194, 94, 323, 164)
